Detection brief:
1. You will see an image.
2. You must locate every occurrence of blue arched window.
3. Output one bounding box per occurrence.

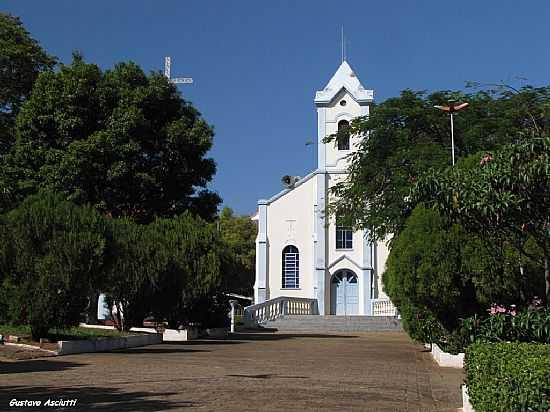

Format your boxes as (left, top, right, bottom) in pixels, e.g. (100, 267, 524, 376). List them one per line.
(282, 245, 299, 289)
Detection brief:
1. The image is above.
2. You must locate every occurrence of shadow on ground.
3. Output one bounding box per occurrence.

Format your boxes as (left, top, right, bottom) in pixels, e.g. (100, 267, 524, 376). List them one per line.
(150, 333, 358, 349)
(163, 339, 243, 346)
(112, 347, 210, 355)
(227, 373, 309, 380)
(0, 359, 85, 375)
(0, 385, 194, 411)
(227, 332, 358, 341)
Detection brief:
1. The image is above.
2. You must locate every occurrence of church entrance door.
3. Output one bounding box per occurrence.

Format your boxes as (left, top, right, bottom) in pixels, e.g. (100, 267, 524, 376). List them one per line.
(330, 270, 359, 315)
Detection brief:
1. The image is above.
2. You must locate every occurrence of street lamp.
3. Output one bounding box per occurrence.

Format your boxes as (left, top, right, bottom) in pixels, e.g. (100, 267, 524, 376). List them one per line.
(434, 101, 469, 165)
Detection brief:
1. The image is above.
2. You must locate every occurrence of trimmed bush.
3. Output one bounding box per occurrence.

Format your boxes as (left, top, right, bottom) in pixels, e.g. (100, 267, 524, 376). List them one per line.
(0, 192, 108, 339)
(383, 204, 545, 349)
(465, 343, 550, 412)
(104, 212, 223, 330)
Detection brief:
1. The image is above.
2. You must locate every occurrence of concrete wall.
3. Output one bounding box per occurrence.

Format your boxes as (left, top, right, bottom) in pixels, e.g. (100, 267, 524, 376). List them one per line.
(57, 333, 162, 355)
(428, 343, 464, 368)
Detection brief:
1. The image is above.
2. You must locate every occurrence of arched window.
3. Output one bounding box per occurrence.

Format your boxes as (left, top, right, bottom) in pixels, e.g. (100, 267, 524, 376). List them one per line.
(337, 120, 350, 151)
(282, 245, 299, 288)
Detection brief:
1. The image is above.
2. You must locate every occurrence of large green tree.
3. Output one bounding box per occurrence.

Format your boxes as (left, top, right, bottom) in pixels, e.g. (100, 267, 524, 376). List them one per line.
(219, 207, 256, 295)
(327, 87, 550, 241)
(0, 13, 55, 156)
(4, 54, 220, 221)
(415, 135, 550, 301)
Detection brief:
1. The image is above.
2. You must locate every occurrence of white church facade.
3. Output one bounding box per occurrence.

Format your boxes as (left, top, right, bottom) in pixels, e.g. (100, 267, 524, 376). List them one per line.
(253, 60, 394, 317)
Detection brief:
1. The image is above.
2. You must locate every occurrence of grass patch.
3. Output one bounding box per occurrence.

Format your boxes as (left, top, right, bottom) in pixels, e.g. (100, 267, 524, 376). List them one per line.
(0, 324, 134, 342)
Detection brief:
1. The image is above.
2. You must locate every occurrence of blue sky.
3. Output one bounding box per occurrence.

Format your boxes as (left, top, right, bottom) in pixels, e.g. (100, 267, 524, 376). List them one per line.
(3, 1, 550, 215)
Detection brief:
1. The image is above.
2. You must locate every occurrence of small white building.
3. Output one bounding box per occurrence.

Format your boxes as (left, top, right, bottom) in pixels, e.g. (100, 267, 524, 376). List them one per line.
(253, 59, 393, 317)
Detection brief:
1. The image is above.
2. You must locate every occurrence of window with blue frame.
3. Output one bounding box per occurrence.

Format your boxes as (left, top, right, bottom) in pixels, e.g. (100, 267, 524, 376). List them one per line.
(336, 216, 353, 249)
(282, 245, 299, 288)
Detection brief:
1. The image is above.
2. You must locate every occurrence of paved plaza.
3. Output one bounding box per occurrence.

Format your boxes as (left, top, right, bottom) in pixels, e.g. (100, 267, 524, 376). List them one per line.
(0, 332, 463, 411)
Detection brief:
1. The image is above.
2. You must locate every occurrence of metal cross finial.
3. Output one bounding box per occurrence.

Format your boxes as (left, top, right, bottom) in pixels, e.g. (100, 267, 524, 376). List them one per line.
(164, 56, 193, 85)
(341, 26, 346, 63)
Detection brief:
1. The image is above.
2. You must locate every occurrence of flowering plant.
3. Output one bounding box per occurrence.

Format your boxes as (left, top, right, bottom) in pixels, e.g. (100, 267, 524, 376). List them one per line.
(488, 303, 517, 316)
(460, 305, 550, 347)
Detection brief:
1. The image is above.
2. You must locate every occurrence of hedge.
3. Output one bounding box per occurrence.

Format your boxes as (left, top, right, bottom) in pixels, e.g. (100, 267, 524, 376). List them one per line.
(465, 343, 550, 412)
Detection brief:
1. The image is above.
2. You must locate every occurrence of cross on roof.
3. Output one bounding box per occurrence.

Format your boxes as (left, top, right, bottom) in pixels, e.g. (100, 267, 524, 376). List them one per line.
(164, 56, 193, 85)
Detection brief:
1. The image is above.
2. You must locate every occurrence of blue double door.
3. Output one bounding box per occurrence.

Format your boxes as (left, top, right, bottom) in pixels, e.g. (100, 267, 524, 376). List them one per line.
(330, 270, 359, 315)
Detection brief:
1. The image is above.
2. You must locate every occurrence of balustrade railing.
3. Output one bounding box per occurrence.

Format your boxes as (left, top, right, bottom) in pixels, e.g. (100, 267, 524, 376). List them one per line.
(371, 299, 397, 316)
(243, 296, 318, 325)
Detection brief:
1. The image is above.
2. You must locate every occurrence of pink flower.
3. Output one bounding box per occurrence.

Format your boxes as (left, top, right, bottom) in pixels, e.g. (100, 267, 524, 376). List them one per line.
(480, 153, 494, 166)
(488, 303, 516, 316)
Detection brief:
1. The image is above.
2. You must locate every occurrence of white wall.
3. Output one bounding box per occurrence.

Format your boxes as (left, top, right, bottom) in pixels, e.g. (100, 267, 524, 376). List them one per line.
(265, 176, 316, 299)
(375, 236, 392, 299)
(320, 90, 369, 172)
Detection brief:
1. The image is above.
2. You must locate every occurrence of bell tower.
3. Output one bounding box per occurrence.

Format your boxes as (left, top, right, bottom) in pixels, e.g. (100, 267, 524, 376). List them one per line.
(314, 60, 373, 171)
(312, 60, 374, 315)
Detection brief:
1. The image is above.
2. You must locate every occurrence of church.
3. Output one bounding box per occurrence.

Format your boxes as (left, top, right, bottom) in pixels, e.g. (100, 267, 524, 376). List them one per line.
(252, 59, 395, 317)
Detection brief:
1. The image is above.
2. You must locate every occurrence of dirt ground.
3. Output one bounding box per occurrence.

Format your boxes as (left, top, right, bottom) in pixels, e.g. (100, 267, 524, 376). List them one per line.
(0, 343, 56, 361)
(0, 331, 463, 411)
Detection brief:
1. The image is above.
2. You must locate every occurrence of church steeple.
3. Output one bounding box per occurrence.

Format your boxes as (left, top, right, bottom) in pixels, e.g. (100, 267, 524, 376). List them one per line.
(314, 61, 374, 171)
(314, 60, 373, 106)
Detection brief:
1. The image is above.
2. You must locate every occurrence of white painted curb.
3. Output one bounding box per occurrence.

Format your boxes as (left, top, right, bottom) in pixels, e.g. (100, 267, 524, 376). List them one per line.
(426, 343, 464, 368)
(79, 323, 200, 341)
(461, 385, 475, 412)
(129, 327, 199, 341)
(162, 328, 199, 341)
(57, 333, 162, 355)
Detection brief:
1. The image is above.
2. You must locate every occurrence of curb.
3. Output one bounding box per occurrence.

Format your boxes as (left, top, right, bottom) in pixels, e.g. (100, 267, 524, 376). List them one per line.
(425, 343, 464, 368)
(57, 333, 162, 355)
(461, 385, 475, 412)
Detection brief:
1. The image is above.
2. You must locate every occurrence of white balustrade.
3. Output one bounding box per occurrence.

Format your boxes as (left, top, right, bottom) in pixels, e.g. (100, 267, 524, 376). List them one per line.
(243, 296, 318, 325)
(371, 299, 397, 316)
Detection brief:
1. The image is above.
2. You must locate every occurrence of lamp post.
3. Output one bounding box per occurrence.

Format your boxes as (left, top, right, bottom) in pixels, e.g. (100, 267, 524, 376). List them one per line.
(434, 101, 469, 165)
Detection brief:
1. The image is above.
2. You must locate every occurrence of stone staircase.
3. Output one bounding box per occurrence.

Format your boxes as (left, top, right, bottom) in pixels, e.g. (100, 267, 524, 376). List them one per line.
(261, 315, 403, 333)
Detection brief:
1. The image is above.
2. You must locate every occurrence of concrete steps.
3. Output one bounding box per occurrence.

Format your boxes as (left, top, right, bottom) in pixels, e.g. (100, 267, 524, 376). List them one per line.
(262, 315, 403, 332)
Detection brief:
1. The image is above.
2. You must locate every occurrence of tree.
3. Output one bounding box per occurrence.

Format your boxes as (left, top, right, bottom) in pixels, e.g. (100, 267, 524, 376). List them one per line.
(0, 13, 55, 156)
(219, 207, 256, 295)
(5, 54, 220, 221)
(383, 205, 543, 345)
(103, 218, 157, 330)
(148, 213, 223, 329)
(0, 213, 10, 321)
(104, 213, 223, 330)
(415, 135, 550, 301)
(327, 87, 550, 242)
(0, 192, 107, 339)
